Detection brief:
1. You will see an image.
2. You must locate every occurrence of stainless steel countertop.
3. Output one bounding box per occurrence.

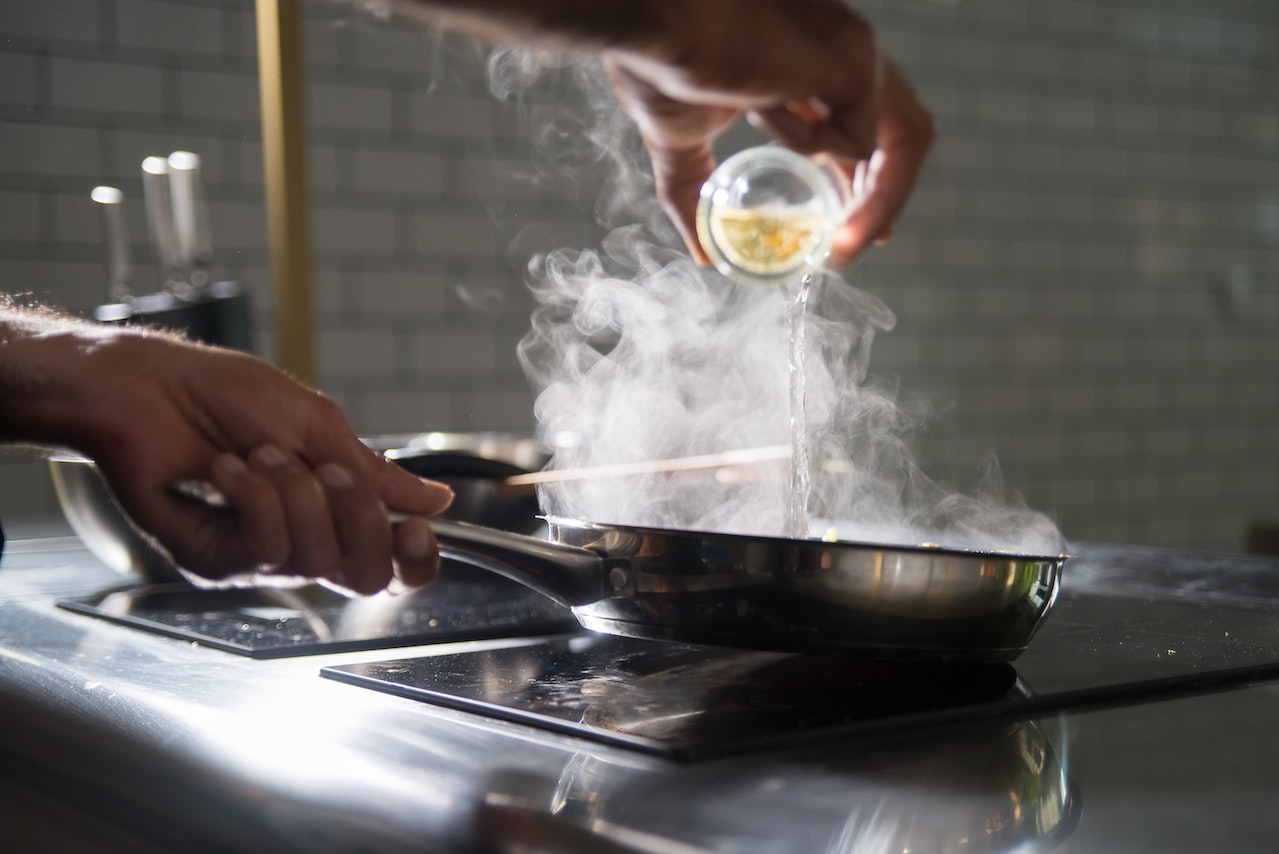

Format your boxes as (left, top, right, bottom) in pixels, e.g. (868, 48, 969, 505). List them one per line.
(3, 535, 1279, 853)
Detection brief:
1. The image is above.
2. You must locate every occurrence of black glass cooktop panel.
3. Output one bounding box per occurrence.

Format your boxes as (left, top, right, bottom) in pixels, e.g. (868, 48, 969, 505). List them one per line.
(57, 559, 578, 658)
(324, 634, 1023, 758)
(323, 578, 1279, 758)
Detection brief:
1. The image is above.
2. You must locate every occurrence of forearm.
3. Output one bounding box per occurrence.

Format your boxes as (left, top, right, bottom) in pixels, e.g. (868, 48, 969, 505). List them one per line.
(1, 305, 93, 447)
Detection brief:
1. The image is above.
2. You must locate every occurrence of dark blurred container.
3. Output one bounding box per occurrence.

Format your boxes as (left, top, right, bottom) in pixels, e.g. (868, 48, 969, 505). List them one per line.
(95, 280, 252, 351)
(1248, 522, 1279, 557)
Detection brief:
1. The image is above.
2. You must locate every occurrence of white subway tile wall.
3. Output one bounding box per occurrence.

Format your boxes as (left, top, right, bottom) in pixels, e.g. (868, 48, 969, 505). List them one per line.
(0, 0, 1275, 553)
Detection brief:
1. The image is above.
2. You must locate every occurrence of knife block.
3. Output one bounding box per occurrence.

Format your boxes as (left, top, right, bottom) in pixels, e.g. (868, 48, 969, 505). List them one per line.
(94, 281, 253, 352)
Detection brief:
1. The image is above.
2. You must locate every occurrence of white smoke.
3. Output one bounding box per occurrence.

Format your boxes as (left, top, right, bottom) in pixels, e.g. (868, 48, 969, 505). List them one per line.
(495, 54, 1064, 556)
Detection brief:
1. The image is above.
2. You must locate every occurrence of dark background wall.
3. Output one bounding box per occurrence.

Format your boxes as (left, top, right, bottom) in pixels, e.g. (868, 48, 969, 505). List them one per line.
(0, 0, 1275, 553)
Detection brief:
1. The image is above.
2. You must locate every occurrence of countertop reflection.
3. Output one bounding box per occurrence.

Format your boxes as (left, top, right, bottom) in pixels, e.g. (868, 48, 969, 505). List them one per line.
(2, 536, 1279, 852)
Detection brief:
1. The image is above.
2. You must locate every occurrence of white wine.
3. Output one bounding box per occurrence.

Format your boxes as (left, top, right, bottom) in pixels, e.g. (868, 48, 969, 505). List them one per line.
(696, 146, 850, 284)
(707, 207, 822, 277)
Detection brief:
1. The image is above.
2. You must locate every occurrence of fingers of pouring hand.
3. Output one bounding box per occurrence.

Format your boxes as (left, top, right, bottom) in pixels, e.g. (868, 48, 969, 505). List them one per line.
(603, 60, 736, 266)
(649, 141, 718, 266)
(829, 60, 935, 267)
(752, 99, 875, 164)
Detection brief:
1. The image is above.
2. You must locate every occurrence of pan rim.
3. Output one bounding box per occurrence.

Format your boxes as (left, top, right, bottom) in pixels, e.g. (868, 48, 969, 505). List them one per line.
(542, 515, 1068, 564)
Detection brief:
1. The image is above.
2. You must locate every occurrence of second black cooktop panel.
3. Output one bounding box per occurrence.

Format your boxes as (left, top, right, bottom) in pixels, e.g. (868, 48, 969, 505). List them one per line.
(58, 559, 578, 658)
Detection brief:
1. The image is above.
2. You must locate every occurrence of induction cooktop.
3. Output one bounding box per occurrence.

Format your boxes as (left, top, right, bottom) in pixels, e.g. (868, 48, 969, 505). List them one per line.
(322, 545, 1279, 758)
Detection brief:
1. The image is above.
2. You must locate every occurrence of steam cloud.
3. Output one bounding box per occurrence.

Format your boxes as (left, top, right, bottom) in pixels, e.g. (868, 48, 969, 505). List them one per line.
(493, 53, 1064, 556)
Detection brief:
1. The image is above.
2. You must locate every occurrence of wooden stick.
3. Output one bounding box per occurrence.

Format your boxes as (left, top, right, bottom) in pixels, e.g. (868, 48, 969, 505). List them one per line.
(502, 446, 792, 487)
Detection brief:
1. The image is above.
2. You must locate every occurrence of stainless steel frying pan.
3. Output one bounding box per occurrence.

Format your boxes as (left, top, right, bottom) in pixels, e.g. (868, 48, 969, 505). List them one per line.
(431, 518, 1064, 662)
(158, 473, 1065, 661)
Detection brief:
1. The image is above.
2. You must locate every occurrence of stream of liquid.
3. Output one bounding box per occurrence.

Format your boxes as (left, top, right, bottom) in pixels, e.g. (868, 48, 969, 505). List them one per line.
(707, 197, 817, 538)
(785, 274, 813, 539)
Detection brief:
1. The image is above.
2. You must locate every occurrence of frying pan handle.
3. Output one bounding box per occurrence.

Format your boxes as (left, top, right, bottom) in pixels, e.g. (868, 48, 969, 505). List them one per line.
(165, 479, 609, 607)
(429, 519, 608, 609)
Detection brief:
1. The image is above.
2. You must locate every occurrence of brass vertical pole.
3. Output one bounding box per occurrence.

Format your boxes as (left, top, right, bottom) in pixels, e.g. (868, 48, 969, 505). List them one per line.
(255, 0, 313, 384)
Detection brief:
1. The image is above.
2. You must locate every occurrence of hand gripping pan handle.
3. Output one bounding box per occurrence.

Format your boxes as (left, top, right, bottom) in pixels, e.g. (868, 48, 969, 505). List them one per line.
(169, 479, 610, 609)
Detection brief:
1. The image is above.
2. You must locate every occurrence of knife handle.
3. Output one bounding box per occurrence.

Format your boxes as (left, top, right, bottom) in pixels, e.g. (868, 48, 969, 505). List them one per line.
(168, 150, 214, 290)
(142, 156, 183, 292)
(90, 186, 133, 302)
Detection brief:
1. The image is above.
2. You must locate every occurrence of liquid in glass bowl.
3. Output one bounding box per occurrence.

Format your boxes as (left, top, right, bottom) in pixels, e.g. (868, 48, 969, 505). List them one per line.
(696, 146, 851, 284)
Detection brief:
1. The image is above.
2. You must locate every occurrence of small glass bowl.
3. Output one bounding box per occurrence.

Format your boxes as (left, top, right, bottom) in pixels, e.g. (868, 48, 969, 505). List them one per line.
(696, 146, 851, 284)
